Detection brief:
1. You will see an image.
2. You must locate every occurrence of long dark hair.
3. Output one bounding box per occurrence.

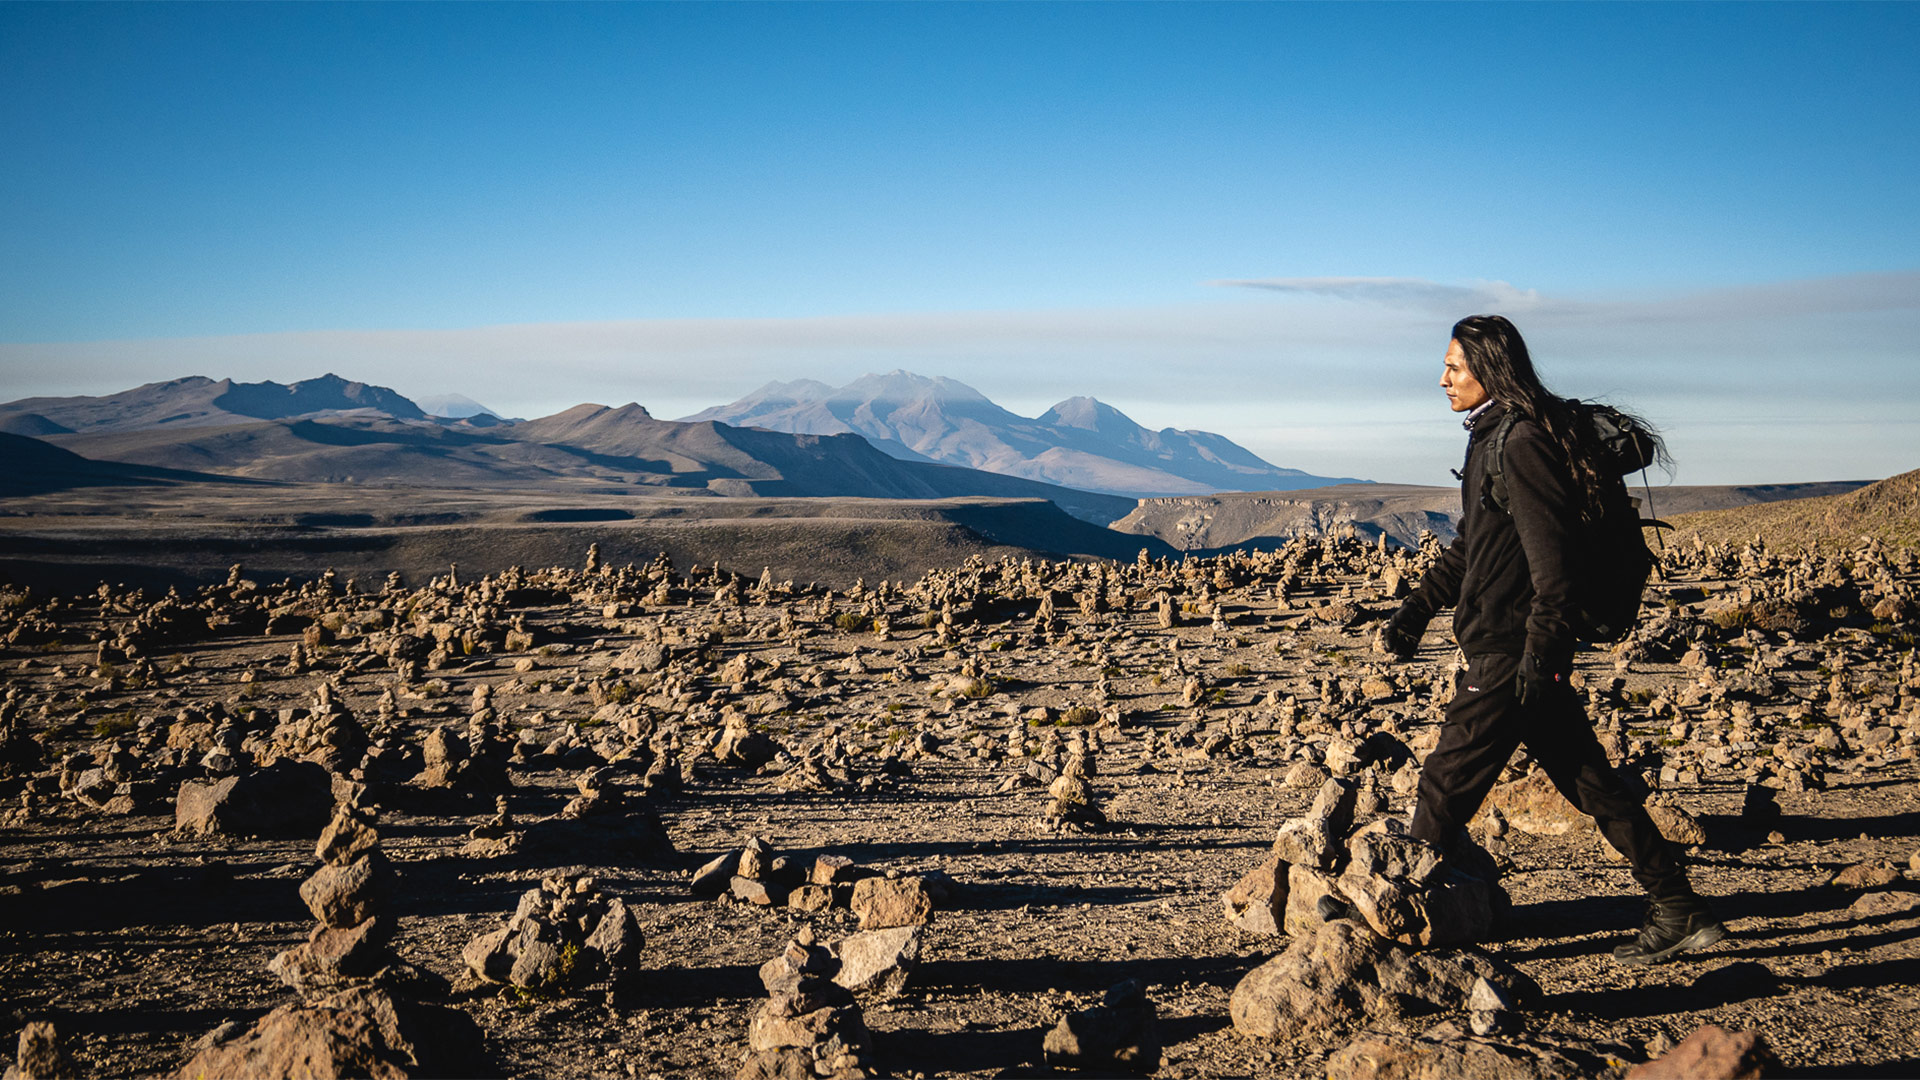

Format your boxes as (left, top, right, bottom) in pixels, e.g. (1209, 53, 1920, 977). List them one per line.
(1451, 314, 1666, 519)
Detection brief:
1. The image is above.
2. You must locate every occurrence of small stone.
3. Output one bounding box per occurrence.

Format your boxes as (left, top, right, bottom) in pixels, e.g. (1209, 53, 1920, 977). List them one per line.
(739, 836, 775, 880)
(313, 809, 379, 866)
(1645, 796, 1709, 847)
(1047, 774, 1094, 806)
(1222, 851, 1288, 936)
(831, 926, 923, 998)
(509, 940, 564, 989)
(1041, 979, 1160, 1075)
(1283, 761, 1329, 789)
(1468, 1008, 1521, 1036)
(1272, 817, 1338, 870)
(811, 854, 857, 886)
(1625, 1024, 1780, 1080)
(1482, 769, 1586, 836)
(298, 858, 382, 929)
(462, 927, 514, 983)
(1829, 861, 1902, 890)
(1467, 975, 1518, 1013)
(691, 851, 739, 898)
(849, 875, 934, 930)
(786, 884, 834, 913)
(731, 876, 781, 907)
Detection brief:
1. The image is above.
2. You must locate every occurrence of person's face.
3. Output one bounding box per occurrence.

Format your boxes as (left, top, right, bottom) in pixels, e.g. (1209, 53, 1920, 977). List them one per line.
(1441, 339, 1489, 413)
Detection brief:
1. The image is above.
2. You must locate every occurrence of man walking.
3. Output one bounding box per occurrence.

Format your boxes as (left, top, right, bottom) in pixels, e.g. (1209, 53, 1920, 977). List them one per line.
(1380, 314, 1725, 966)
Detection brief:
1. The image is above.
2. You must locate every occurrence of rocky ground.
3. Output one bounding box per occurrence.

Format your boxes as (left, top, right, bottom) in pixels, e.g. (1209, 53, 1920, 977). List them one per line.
(2, 528, 1918, 1077)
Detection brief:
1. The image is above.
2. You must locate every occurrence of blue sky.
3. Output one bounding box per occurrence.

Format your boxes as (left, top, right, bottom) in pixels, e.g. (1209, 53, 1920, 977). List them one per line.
(3, 2, 1916, 485)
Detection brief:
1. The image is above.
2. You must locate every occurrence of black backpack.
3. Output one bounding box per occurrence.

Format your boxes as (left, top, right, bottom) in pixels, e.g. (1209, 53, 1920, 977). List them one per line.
(1482, 403, 1664, 643)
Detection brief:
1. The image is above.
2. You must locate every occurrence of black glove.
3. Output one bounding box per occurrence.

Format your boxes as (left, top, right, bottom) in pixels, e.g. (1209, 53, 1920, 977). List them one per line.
(1380, 600, 1431, 661)
(1514, 652, 1570, 705)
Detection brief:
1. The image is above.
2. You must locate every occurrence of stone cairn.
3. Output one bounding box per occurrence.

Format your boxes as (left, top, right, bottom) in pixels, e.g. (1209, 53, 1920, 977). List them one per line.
(1041, 730, 1106, 830)
(462, 874, 644, 994)
(267, 805, 396, 993)
(179, 805, 483, 1079)
(4, 1023, 77, 1080)
(693, 838, 935, 1003)
(1223, 774, 1499, 948)
(1223, 775, 1537, 1053)
(412, 683, 508, 798)
(738, 928, 876, 1080)
(692, 837, 887, 915)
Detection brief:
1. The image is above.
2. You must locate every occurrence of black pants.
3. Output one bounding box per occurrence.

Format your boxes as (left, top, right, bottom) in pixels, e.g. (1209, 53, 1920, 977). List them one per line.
(1409, 652, 1691, 901)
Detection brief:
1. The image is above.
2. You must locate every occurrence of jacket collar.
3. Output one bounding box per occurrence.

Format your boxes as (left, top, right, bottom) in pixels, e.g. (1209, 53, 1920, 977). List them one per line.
(1464, 399, 1503, 431)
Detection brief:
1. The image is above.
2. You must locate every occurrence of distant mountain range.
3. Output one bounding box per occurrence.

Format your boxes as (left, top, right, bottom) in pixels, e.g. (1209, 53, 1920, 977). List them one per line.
(0, 374, 426, 434)
(1, 371, 1362, 521)
(0, 376, 1133, 524)
(680, 370, 1362, 497)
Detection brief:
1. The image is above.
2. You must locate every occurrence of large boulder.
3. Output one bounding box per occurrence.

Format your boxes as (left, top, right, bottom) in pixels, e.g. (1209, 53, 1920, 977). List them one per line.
(1229, 919, 1538, 1043)
(173, 986, 480, 1079)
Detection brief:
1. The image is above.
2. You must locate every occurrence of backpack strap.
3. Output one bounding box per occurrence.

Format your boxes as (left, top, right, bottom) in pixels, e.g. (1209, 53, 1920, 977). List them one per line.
(1482, 410, 1520, 514)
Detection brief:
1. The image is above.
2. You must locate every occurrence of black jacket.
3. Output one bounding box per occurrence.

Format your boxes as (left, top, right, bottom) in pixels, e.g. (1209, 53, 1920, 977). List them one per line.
(1410, 402, 1580, 668)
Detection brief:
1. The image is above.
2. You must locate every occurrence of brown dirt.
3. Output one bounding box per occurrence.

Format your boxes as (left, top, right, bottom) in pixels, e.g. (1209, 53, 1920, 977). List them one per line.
(2, 534, 1917, 1078)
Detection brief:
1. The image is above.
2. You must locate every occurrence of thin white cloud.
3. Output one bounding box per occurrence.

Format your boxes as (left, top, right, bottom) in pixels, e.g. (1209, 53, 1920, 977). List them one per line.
(1211, 270, 1920, 324)
(1209, 276, 1557, 316)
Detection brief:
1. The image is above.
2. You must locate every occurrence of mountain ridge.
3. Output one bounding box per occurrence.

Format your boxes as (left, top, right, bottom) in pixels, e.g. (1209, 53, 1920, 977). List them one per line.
(0, 373, 424, 434)
(678, 369, 1363, 497)
(19, 392, 1137, 525)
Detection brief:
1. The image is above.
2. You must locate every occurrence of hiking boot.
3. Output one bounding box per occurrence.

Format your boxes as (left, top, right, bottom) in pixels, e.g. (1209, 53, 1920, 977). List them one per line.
(1612, 897, 1727, 966)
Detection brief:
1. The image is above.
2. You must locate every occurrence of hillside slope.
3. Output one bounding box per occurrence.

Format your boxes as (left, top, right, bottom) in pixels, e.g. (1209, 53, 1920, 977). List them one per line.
(42, 405, 1136, 524)
(1662, 468, 1919, 552)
